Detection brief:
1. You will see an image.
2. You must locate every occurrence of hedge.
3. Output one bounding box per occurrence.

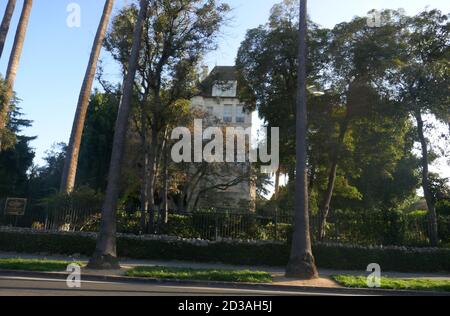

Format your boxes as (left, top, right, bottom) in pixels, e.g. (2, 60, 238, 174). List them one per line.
(0, 227, 449, 273)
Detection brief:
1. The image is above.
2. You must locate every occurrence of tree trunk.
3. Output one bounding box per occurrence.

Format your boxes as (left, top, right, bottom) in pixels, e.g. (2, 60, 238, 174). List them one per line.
(287, 166, 295, 187)
(317, 161, 337, 241)
(146, 116, 158, 233)
(60, 0, 115, 193)
(140, 148, 149, 232)
(274, 168, 281, 199)
(0, 0, 17, 59)
(162, 140, 169, 224)
(286, 0, 318, 279)
(87, 0, 148, 270)
(317, 119, 349, 241)
(139, 105, 149, 233)
(0, 0, 32, 151)
(415, 111, 439, 246)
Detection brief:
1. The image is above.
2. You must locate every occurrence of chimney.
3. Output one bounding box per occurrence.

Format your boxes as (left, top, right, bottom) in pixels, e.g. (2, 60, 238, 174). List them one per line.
(201, 65, 209, 81)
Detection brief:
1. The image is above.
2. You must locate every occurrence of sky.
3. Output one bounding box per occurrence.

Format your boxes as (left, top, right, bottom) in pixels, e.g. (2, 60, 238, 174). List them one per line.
(0, 0, 449, 180)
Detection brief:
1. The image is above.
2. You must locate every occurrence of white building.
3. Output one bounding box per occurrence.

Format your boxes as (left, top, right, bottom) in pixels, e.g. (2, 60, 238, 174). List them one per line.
(190, 66, 256, 211)
(191, 66, 252, 128)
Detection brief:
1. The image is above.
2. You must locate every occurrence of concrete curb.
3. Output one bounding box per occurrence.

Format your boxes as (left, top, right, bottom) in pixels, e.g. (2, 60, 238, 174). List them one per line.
(0, 269, 449, 296)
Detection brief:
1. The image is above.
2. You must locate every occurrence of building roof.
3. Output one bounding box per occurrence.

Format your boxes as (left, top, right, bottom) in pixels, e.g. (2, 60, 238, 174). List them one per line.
(198, 66, 238, 97)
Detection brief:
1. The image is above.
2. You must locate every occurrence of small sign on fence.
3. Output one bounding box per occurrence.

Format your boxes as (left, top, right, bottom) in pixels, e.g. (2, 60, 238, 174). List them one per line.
(4, 198, 27, 216)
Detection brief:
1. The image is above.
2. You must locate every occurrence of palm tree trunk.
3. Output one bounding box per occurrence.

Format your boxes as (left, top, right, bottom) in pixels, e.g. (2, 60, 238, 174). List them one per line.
(415, 111, 439, 246)
(0, 0, 17, 59)
(286, 0, 318, 279)
(87, 0, 148, 269)
(0, 0, 32, 151)
(60, 0, 115, 193)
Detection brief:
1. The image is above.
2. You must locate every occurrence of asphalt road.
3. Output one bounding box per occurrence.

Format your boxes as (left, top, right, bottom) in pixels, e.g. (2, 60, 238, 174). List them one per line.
(0, 274, 350, 296)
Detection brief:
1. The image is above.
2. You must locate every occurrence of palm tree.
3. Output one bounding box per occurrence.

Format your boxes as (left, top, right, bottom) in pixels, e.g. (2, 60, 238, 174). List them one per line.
(0, 0, 17, 59)
(0, 0, 32, 151)
(87, 0, 149, 269)
(60, 0, 115, 193)
(285, 0, 318, 279)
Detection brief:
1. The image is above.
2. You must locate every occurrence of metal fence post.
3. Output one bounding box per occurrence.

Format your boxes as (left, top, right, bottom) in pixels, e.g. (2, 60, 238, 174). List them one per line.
(215, 211, 219, 241)
(274, 207, 278, 241)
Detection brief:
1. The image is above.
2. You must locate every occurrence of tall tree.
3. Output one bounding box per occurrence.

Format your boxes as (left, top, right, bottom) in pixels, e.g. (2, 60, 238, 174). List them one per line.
(286, 0, 318, 279)
(0, 0, 17, 59)
(313, 9, 409, 240)
(87, 0, 149, 269)
(0, 0, 32, 151)
(60, 0, 115, 193)
(0, 78, 34, 197)
(76, 91, 119, 192)
(236, 0, 328, 183)
(389, 10, 450, 246)
(104, 0, 230, 231)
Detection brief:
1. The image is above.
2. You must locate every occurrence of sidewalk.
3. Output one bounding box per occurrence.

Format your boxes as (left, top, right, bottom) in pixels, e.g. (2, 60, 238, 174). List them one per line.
(2, 251, 450, 296)
(0, 252, 450, 287)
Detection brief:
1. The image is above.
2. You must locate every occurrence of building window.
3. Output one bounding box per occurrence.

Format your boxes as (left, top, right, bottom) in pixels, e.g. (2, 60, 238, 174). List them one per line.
(223, 105, 233, 123)
(236, 105, 245, 123)
(212, 81, 237, 97)
(206, 106, 214, 116)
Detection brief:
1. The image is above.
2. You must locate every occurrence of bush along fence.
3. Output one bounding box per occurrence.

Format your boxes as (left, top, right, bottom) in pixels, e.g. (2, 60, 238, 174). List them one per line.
(0, 196, 449, 247)
(0, 226, 450, 273)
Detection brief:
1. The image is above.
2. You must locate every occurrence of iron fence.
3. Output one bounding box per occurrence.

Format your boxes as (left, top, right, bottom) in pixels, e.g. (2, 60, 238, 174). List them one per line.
(0, 198, 448, 247)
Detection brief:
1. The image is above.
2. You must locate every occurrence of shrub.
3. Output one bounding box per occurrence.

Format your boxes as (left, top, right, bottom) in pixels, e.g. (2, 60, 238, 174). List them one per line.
(437, 200, 450, 217)
(0, 227, 450, 272)
(40, 187, 103, 231)
(163, 214, 199, 238)
(438, 215, 450, 243)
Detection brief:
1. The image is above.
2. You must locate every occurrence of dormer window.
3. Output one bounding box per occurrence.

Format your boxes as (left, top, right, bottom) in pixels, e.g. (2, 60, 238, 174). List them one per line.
(212, 80, 237, 97)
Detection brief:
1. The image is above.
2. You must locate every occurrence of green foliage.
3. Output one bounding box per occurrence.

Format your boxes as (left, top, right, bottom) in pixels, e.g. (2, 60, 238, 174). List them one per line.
(392, 10, 450, 118)
(437, 200, 450, 217)
(429, 174, 450, 204)
(73, 210, 142, 234)
(76, 91, 119, 192)
(236, 3, 328, 172)
(42, 186, 103, 209)
(27, 143, 66, 199)
(102, 1, 232, 208)
(0, 80, 35, 198)
(409, 210, 427, 217)
(38, 187, 104, 231)
(126, 266, 273, 283)
(162, 214, 199, 238)
(0, 77, 16, 151)
(1, 229, 450, 272)
(237, 5, 422, 224)
(0, 258, 82, 272)
(333, 275, 450, 293)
